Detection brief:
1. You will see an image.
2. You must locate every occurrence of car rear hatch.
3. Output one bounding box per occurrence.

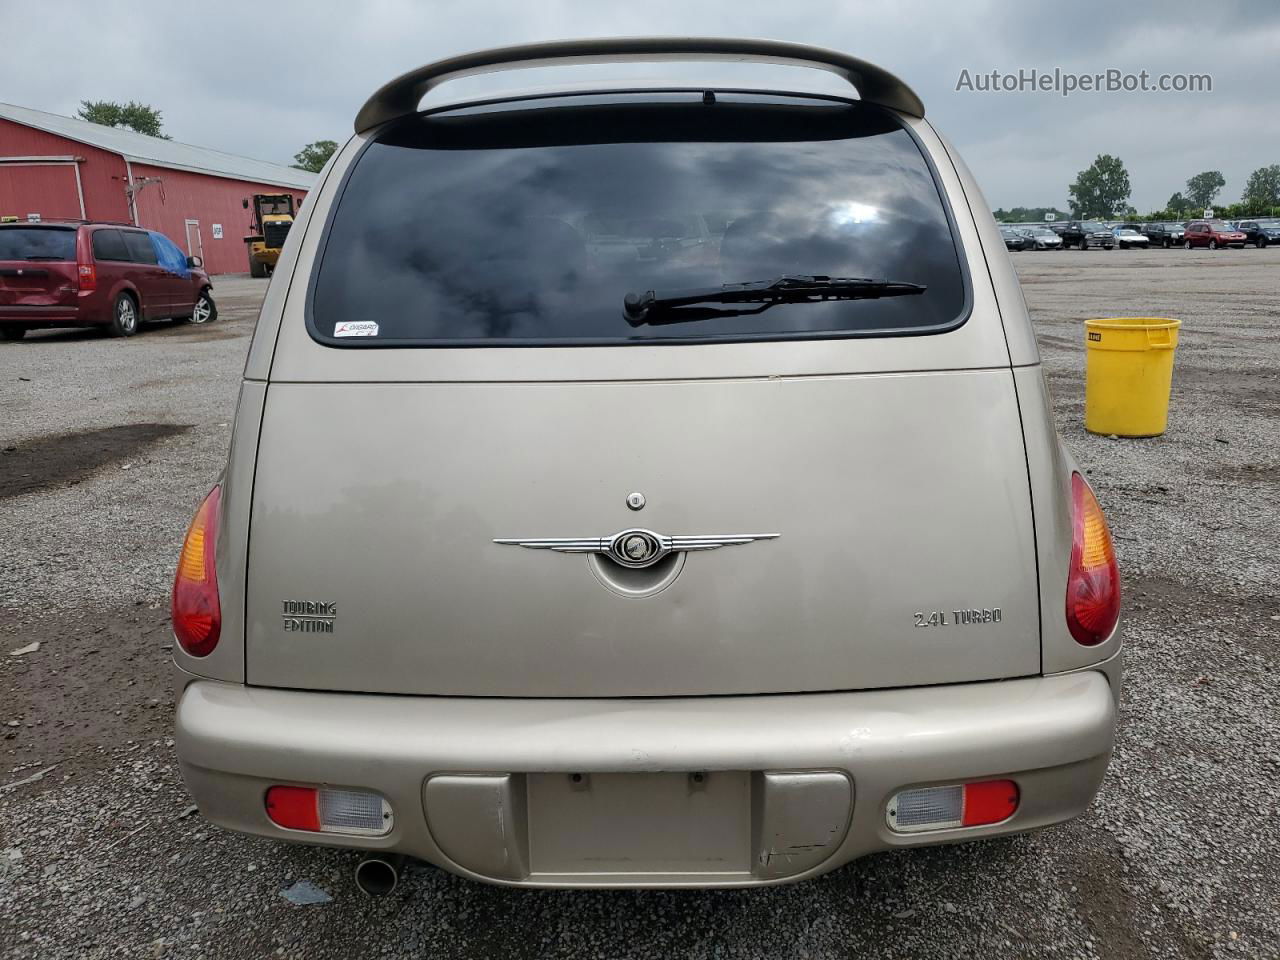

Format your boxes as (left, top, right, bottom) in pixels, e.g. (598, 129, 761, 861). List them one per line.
(0, 226, 79, 307)
(244, 95, 1040, 697)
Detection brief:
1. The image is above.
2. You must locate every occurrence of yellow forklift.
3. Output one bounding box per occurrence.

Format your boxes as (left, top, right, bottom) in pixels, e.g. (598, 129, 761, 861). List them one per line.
(243, 194, 296, 278)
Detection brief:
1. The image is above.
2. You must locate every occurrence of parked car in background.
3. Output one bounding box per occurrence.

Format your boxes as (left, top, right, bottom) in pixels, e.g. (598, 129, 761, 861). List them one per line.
(1059, 221, 1115, 250)
(0, 221, 215, 340)
(1018, 226, 1063, 250)
(170, 38, 1122, 894)
(999, 226, 1028, 251)
(1183, 220, 1247, 250)
(1112, 227, 1149, 250)
(1141, 222, 1184, 248)
(1232, 219, 1280, 248)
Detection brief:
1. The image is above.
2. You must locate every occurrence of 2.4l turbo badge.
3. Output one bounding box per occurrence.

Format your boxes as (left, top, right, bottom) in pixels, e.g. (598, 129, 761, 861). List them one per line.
(913, 607, 1002, 628)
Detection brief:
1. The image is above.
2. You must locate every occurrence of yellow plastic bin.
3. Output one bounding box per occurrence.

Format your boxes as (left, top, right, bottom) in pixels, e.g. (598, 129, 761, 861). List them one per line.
(1084, 317, 1181, 437)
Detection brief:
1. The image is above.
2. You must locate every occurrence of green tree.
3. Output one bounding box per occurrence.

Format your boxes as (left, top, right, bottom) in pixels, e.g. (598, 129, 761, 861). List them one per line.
(77, 100, 169, 138)
(993, 205, 1069, 223)
(1184, 170, 1225, 210)
(291, 140, 338, 173)
(1165, 191, 1191, 217)
(1240, 164, 1280, 211)
(1067, 155, 1131, 218)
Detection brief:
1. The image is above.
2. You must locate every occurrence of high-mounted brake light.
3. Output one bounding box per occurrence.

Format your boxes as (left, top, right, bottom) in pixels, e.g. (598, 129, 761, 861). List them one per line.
(265, 785, 394, 835)
(77, 262, 96, 292)
(1066, 473, 1120, 646)
(172, 485, 221, 657)
(887, 780, 1020, 833)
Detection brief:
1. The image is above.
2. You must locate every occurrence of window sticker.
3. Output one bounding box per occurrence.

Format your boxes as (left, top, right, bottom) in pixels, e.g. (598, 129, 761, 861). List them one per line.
(333, 321, 379, 338)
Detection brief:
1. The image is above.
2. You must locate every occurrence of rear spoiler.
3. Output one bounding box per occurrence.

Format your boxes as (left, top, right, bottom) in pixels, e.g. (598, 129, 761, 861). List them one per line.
(354, 37, 925, 133)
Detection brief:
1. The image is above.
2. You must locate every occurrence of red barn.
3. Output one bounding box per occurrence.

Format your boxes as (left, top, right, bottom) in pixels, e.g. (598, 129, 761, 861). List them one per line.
(0, 101, 315, 275)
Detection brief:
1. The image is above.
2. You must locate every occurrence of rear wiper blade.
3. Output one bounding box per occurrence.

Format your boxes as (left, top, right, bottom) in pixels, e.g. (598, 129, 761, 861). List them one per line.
(22, 256, 65, 261)
(623, 275, 927, 326)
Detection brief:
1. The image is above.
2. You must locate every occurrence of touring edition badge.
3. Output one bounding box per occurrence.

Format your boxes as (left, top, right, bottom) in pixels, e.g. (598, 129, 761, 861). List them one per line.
(282, 600, 337, 633)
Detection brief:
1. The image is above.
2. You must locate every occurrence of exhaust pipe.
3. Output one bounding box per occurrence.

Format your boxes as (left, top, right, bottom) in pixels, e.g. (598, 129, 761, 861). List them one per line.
(354, 854, 406, 897)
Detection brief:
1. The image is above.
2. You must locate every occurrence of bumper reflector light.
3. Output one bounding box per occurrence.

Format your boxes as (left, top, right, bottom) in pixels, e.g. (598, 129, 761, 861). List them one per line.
(266, 785, 393, 836)
(887, 779, 1019, 833)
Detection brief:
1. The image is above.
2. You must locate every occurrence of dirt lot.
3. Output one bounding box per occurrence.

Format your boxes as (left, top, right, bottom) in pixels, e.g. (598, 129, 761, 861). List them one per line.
(2, 250, 1278, 959)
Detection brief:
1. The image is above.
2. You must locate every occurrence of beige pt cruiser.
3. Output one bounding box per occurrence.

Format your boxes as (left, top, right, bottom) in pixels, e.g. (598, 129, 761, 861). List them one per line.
(171, 38, 1122, 893)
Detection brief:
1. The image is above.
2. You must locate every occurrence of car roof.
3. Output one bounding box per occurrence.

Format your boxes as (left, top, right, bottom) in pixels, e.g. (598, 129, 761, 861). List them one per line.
(0, 220, 137, 229)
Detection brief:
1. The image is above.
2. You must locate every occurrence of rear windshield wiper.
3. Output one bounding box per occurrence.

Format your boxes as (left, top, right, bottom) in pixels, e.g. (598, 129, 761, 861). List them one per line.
(21, 255, 66, 261)
(623, 275, 927, 326)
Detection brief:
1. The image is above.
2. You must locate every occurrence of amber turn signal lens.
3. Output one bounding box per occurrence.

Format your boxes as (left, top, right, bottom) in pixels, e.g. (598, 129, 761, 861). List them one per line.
(1066, 473, 1120, 646)
(172, 485, 221, 657)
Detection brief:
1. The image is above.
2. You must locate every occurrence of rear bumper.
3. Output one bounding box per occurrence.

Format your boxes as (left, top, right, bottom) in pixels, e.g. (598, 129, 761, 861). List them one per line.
(0, 304, 86, 326)
(175, 663, 1119, 887)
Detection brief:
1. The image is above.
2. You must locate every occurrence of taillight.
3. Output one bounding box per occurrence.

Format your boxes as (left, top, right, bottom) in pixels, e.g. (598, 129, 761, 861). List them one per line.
(265, 785, 393, 835)
(77, 262, 96, 292)
(1066, 473, 1120, 646)
(887, 780, 1020, 832)
(172, 485, 221, 657)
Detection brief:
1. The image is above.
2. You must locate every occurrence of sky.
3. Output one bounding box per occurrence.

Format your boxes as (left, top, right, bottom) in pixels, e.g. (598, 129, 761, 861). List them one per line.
(6, 0, 1278, 213)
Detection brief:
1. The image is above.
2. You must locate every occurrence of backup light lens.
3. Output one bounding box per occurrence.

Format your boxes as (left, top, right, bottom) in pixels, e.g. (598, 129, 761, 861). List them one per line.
(77, 262, 96, 292)
(1066, 473, 1121, 646)
(172, 485, 221, 657)
(887, 780, 1019, 833)
(265, 785, 393, 836)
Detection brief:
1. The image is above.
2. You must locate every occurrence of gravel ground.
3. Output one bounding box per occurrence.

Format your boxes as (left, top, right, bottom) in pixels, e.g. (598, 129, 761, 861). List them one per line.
(1, 251, 1278, 959)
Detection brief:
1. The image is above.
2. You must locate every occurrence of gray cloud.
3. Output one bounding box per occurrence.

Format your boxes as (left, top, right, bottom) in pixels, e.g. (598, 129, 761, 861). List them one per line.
(8, 0, 1277, 211)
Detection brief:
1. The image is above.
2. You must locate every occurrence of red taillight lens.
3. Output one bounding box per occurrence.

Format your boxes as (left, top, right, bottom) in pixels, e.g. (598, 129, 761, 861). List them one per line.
(1066, 473, 1120, 646)
(961, 780, 1020, 826)
(77, 262, 96, 292)
(172, 485, 221, 657)
(265, 786, 321, 832)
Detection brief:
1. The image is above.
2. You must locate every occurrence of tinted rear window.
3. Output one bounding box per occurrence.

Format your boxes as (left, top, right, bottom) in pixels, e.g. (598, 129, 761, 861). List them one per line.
(92, 229, 130, 262)
(122, 231, 158, 264)
(0, 227, 76, 261)
(310, 99, 967, 346)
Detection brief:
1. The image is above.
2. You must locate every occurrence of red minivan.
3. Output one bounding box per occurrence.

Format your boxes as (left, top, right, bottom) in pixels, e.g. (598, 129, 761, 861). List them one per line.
(1183, 220, 1247, 250)
(0, 221, 216, 340)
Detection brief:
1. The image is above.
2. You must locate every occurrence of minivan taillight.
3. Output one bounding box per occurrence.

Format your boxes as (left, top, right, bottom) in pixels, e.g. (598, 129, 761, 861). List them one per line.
(172, 485, 221, 657)
(77, 262, 96, 292)
(1066, 473, 1120, 646)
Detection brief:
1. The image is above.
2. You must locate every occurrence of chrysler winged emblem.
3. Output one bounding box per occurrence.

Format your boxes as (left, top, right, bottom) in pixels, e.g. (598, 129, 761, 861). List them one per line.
(494, 528, 778, 570)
